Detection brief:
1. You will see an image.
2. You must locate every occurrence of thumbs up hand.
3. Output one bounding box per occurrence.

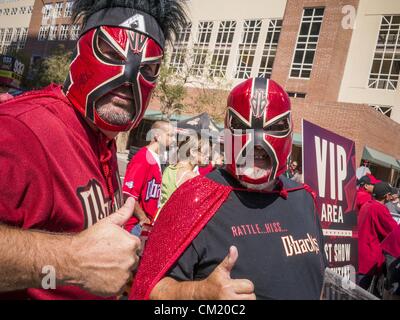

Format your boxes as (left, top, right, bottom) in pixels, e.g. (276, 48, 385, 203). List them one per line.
(66, 197, 141, 296)
(198, 246, 256, 300)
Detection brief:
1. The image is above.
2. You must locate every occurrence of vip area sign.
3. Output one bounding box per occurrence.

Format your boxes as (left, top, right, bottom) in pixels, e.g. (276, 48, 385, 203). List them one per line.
(302, 120, 358, 277)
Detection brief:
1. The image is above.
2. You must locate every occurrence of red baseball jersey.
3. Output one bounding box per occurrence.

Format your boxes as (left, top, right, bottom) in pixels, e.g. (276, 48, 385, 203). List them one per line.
(0, 85, 122, 300)
(122, 147, 162, 232)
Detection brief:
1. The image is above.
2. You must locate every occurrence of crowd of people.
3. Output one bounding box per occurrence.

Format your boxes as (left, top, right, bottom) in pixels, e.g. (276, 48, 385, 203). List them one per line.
(356, 171, 400, 298)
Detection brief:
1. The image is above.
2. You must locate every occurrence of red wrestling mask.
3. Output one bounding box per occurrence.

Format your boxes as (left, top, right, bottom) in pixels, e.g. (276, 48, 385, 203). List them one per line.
(224, 78, 293, 189)
(64, 8, 165, 132)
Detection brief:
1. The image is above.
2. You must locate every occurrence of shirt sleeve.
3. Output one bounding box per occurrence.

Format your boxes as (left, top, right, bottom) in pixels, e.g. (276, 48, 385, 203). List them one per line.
(122, 152, 148, 200)
(166, 243, 200, 281)
(0, 116, 53, 229)
(374, 207, 398, 242)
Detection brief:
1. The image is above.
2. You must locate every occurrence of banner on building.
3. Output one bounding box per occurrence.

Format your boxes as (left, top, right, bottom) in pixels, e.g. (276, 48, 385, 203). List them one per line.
(302, 119, 358, 278)
(0, 55, 25, 88)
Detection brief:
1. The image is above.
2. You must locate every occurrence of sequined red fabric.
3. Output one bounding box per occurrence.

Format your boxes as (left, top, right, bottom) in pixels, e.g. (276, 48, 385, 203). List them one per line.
(129, 175, 232, 300)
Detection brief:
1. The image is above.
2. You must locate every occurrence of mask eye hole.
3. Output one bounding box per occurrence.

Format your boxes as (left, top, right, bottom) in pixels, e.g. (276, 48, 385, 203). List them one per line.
(97, 34, 126, 62)
(229, 115, 249, 134)
(140, 62, 161, 80)
(264, 116, 291, 136)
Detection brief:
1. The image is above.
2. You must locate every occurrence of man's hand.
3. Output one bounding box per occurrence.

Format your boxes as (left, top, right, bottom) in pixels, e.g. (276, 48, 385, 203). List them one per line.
(67, 197, 141, 297)
(197, 246, 256, 300)
(139, 216, 151, 226)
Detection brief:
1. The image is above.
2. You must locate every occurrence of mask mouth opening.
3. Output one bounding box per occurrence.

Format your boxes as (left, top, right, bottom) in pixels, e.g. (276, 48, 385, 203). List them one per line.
(94, 83, 137, 126)
(237, 146, 273, 181)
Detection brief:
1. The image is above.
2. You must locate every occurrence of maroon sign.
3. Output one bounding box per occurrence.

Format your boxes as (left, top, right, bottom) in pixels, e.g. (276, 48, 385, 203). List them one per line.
(302, 119, 358, 277)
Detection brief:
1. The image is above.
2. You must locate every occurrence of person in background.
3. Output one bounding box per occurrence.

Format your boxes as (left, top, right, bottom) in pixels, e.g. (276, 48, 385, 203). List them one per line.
(385, 188, 400, 224)
(356, 160, 372, 180)
(291, 165, 304, 184)
(286, 160, 299, 179)
(159, 133, 210, 209)
(358, 182, 398, 292)
(197, 149, 224, 176)
(123, 121, 175, 232)
(356, 174, 380, 211)
(381, 225, 400, 300)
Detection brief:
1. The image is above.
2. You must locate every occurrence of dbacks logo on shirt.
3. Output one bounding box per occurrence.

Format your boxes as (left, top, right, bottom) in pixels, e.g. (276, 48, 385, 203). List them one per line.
(145, 178, 161, 202)
(281, 233, 320, 257)
(77, 177, 122, 229)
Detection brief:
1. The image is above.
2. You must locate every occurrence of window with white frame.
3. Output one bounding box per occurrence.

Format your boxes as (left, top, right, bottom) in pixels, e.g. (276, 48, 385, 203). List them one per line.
(209, 20, 236, 78)
(43, 4, 53, 19)
(70, 24, 81, 40)
(191, 21, 214, 77)
(0, 29, 5, 43)
(38, 25, 49, 41)
(19, 6, 26, 14)
(59, 25, 69, 40)
(49, 25, 58, 40)
(4, 28, 13, 44)
(65, 1, 74, 17)
(258, 19, 282, 79)
(0, 9, 2, 16)
(368, 16, 400, 90)
(4, 8, 10, 15)
(11, 7, 18, 15)
(235, 19, 262, 79)
(169, 23, 192, 72)
(370, 104, 393, 118)
(27, 6, 33, 14)
(18, 28, 28, 49)
(55, 2, 63, 17)
(290, 8, 325, 79)
(13, 28, 21, 43)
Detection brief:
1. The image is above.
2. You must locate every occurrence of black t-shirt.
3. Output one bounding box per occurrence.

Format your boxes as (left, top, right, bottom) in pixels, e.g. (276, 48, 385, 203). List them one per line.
(167, 169, 327, 300)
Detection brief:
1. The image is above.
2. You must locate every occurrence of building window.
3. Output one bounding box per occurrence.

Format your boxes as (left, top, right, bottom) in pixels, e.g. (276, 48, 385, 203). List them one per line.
(370, 104, 393, 118)
(65, 1, 74, 17)
(290, 8, 325, 79)
(4, 28, 13, 45)
(42, 4, 53, 19)
(4, 8, 10, 15)
(13, 28, 21, 43)
(49, 25, 58, 41)
(368, 16, 400, 90)
(209, 20, 236, 78)
(11, 7, 18, 15)
(38, 25, 49, 41)
(235, 19, 262, 79)
(287, 92, 307, 99)
(191, 21, 214, 77)
(19, 6, 27, 14)
(70, 24, 81, 40)
(18, 28, 28, 49)
(0, 9, 2, 16)
(258, 19, 282, 79)
(169, 23, 192, 73)
(55, 2, 63, 17)
(27, 6, 33, 14)
(59, 25, 69, 40)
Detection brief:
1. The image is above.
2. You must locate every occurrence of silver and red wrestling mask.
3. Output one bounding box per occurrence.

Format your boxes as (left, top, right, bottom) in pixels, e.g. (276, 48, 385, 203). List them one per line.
(64, 8, 165, 132)
(224, 78, 293, 189)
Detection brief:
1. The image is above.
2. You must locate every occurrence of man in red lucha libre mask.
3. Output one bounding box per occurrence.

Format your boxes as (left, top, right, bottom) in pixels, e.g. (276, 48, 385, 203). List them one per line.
(0, 0, 187, 300)
(131, 78, 327, 300)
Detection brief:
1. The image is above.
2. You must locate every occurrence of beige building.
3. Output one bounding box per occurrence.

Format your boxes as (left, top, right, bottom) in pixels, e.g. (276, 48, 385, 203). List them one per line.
(339, 0, 400, 123)
(0, 0, 34, 54)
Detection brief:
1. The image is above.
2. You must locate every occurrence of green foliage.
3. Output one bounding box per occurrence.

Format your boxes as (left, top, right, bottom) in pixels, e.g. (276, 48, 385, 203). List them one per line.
(155, 62, 187, 120)
(32, 45, 72, 88)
